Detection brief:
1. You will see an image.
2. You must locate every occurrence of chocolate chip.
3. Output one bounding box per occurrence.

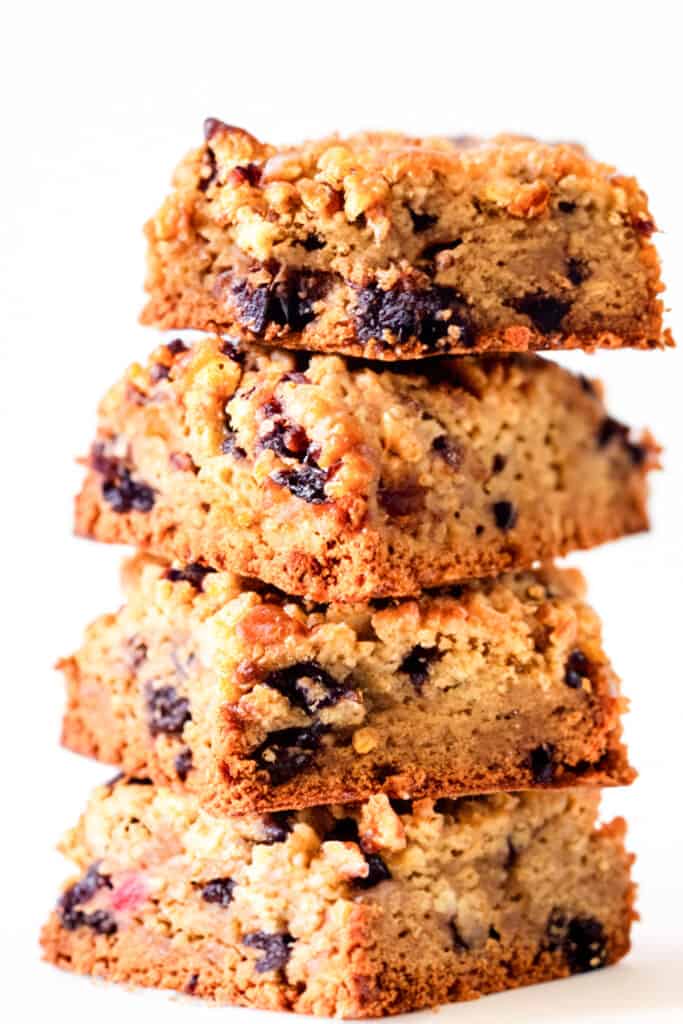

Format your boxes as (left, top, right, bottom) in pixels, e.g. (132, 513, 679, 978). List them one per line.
(58, 863, 113, 932)
(407, 207, 438, 233)
(492, 501, 517, 531)
(545, 910, 608, 973)
(565, 649, 590, 689)
(511, 292, 571, 334)
(263, 661, 350, 715)
(261, 812, 293, 844)
(175, 747, 193, 782)
(166, 563, 217, 591)
(270, 464, 329, 504)
(491, 453, 506, 474)
(243, 931, 294, 974)
(144, 683, 191, 737)
(450, 920, 470, 952)
(399, 645, 442, 691)
(529, 743, 555, 783)
(378, 482, 425, 517)
(567, 257, 590, 285)
(354, 282, 472, 349)
(251, 721, 327, 785)
(432, 435, 464, 470)
(201, 877, 236, 908)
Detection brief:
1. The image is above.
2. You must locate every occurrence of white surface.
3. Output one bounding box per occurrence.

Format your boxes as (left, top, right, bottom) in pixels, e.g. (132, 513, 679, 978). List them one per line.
(1, 1, 682, 1020)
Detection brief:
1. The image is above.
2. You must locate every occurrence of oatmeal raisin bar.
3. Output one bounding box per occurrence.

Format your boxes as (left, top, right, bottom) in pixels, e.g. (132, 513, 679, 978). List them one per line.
(41, 778, 634, 1016)
(75, 336, 657, 602)
(141, 124, 671, 358)
(59, 554, 633, 814)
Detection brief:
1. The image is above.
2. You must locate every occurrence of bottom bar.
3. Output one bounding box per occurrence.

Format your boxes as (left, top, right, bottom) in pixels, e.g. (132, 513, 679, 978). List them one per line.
(41, 779, 634, 1018)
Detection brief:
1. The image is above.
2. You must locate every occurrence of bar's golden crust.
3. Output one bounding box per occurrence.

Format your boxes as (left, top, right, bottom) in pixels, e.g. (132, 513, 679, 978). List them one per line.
(41, 782, 635, 1017)
(141, 125, 672, 358)
(75, 337, 656, 602)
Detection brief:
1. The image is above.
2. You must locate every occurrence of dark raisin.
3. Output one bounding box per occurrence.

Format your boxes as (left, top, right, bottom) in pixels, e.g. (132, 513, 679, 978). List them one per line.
(201, 877, 236, 908)
(511, 293, 571, 334)
(270, 465, 329, 504)
(399, 645, 442, 691)
(232, 163, 261, 186)
(529, 743, 555, 783)
(144, 683, 191, 737)
(567, 257, 590, 285)
(166, 563, 217, 591)
(378, 482, 425, 517)
(489, 926, 501, 942)
(243, 931, 294, 973)
(149, 363, 170, 383)
(432, 434, 465, 470)
(492, 501, 517, 531)
(227, 272, 327, 335)
(58, 863, 112, 931)
(126, 776, 154, 786)
(389, 798, 413, 815)
(354, 282, 472, 349)
(355, 853, 392, 889)
(222, 432, 247, 458)
(220, 338, 245, 363)
(185, 973, 199, 995)
(203, 117, 228, 140)
(261, 812, 293, 844)
(450, 920, 470, 951)
(166, 339, 188, 356)
(175, 747, 193, 781)
(325, 816, 360, 843)
(597, 417, 647, 465)
(545, 910, 608, 973)
(259, 420, 310, 459)
(100, 465, 155, 514)
(407, 207, 438, 232)
(251, 721, 326, 785)
(87, 910, 118, 935)
(492, 453, 506, 474)
(558, 200, 576, 213)
(565, 649, 590, 689)
(301, 233, 326, 251)
(263, 661, 350, 714)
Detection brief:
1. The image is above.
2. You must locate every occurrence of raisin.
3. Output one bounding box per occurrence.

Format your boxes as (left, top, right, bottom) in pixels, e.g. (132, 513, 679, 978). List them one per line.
(243, 931, 294, 974)
(251, 721, 326, 785)
(231, 163, 261, 187)
(259, 420, 310, 459)
(378, 482, 425, 517)
(86, 910, 118, 936)
(220, 338, 245, 363)
(567, 257, 590, 285)
(201, 877, 236, 908)
(399, 645, 442, 691)
(545, 910, 608, 973)
(491, 453, 506, 474)
(301, 233, 326, 251)
(558, 200, 576, 213)
(492, 501, 517, 531)
(185, 974, 199, 995)
(511, 293, 571, 334)
(263, 661, 350, 714)
(432, 434, 465, 470)
(389, 798, 413, 815)
(324, 818, 392, 888)
(174, 747, 193, 782)
(144, 683, 191, 737)
(270, 465, 329, 504)
(261, 812, 293, 844)
(222, 432, 247, 458)
(227, 272, 327, 335)
(597, 417, 647, 465)
(354, 282, 472, 348)
(565, 649, 590, 689)
(450, 920, 470, 951)
(407, 207, 438, 232)
(166, 563, 217, 591)
(166, 339, 188, 356)
(529, 743, 555, 783)
(58, 863, 113, 931)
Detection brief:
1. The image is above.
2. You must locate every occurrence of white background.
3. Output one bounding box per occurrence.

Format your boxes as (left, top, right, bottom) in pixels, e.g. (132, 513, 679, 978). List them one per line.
(1, 2, 681, 1020)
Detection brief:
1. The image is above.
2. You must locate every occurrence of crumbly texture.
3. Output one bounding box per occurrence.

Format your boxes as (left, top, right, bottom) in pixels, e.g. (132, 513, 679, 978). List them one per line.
(75, 337, 656, 602)
(41, 780, 634, 1017)
(141, 124, 672, 358)
(60, 554, 633, 814)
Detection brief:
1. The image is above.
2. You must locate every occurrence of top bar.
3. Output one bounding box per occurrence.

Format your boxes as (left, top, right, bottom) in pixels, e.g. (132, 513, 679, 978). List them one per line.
(141, 124, 671, 359)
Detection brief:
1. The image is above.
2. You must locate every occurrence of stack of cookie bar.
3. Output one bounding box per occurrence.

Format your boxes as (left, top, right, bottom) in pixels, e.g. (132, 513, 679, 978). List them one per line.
(42, 127, 671, 1016)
